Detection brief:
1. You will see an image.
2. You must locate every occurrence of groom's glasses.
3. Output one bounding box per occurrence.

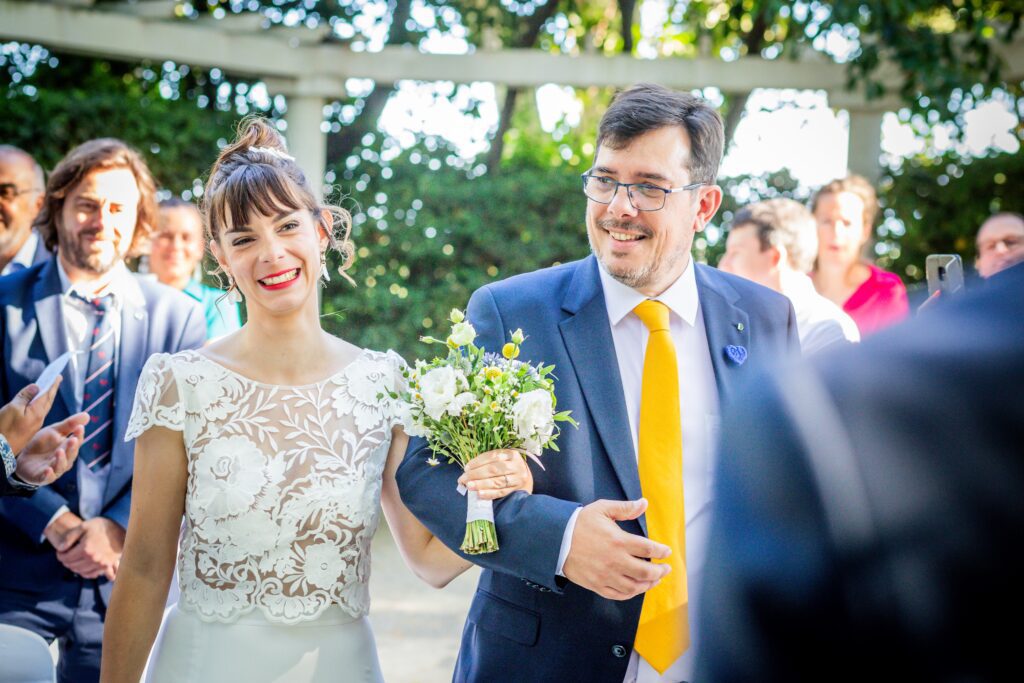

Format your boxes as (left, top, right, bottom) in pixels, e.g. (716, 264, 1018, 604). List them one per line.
(581, 173, 704, 212)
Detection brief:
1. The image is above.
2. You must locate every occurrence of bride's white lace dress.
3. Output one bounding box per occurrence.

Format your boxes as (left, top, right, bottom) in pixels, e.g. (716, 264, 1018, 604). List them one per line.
(125, 348, 405, 682)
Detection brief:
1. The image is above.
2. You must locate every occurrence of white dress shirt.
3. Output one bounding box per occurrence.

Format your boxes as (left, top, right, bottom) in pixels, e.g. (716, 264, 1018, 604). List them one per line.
(779, 270, 860, 354)
(1, 230, 40, 276)
(557, 258, 719, 683)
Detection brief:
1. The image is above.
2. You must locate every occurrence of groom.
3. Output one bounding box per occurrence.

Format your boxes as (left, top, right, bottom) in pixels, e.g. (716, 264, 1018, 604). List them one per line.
(397, 83, 799, 682)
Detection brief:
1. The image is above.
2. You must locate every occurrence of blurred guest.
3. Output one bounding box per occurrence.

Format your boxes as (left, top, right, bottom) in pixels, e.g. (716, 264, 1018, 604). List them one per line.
(0, 138, 205, 683)
(811, 175, 908, 335)
(975, 211, 1024, 279)
(149, 198, 241, 340)
(0, 145, 49, 275)
(1, 380, 87, 496)
(720, 198, 859, 354)
(696, 261, 1024, 683)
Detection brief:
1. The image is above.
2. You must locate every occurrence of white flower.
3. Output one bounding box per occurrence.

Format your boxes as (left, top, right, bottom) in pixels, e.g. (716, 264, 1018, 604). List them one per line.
(447, 391, 477, 417)
(302, 542, 344, 590)
(193, 436, 283, 519)
(512, 389, 555, 454)
(522, 436, 544, 456)
(448, 321, 477, 347)
(418, 366, 466, 420)
(395, 401, 430, 437)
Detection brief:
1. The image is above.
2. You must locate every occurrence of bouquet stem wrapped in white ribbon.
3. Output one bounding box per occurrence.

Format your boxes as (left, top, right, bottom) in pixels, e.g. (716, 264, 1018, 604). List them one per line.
(395, 309, 576, 554)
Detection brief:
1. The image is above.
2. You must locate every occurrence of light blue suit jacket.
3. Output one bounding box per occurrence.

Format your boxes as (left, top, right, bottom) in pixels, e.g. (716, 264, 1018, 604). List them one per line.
(396, 255, 799, 682)
(0, 256, 205, 603)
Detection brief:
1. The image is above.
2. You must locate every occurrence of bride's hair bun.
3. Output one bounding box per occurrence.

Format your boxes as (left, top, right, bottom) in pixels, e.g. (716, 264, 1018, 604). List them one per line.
(218, 117, 294, 166)
(201, 116, 354, 284)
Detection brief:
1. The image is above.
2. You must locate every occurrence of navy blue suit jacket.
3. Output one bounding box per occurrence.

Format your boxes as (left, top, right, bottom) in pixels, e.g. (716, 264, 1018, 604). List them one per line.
(0, 256, 205, 602)
(696, 262, 1024, 682)
(396, 255, 798, 682)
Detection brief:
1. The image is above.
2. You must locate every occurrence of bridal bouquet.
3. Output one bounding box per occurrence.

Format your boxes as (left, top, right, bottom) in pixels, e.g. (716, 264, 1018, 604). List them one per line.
(395, 309, 576, 554)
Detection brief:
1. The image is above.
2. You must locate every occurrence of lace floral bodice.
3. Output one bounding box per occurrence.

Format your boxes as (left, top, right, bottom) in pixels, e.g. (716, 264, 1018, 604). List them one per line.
(125, 348, 405, 624)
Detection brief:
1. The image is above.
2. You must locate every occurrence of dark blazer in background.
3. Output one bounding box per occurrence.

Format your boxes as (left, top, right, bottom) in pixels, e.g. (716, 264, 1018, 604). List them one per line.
(696, 262, 1024, 683)
(397, 255, 798, 683)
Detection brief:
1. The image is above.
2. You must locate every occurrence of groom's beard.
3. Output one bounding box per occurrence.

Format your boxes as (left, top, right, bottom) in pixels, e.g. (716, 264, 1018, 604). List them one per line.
(589, 217, 685, 291)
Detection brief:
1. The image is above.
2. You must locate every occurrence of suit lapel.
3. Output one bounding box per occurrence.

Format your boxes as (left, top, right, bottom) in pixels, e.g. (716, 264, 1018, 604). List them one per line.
(558, 258, 644, 530)
(32, 233, 51, 267)
(32, 259, 77, 415)
(105, 278, 148, 503)
(696, 264, 749, 408)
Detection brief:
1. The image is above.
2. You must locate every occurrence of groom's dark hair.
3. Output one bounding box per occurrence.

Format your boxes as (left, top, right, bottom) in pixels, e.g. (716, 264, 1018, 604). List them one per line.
(596, 83, 724, 185)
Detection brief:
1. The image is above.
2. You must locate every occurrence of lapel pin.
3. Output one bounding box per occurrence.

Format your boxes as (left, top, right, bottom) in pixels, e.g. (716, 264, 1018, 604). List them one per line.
(725, 344, 748, 365)
(735, 322, 744, 332)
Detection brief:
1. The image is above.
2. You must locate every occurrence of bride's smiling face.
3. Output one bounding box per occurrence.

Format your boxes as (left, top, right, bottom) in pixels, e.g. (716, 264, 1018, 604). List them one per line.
(212, 206, 327, 316)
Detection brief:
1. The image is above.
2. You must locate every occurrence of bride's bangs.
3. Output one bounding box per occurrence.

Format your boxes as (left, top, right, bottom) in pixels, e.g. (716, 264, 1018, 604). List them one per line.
(211, 163, 312, 236)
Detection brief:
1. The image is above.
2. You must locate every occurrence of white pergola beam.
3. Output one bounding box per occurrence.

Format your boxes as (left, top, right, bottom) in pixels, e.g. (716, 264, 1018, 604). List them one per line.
(0, 0, 885, 98)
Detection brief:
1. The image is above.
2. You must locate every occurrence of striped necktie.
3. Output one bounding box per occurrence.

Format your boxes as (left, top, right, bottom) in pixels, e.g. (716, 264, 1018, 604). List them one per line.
(75, 293, 116, 472)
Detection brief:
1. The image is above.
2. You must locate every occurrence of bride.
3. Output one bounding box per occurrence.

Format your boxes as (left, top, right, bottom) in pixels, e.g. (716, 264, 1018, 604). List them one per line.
(99, 119, 533, 682)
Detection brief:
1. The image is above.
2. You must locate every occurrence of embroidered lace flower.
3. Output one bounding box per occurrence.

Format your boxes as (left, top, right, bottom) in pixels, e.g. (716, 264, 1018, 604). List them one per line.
(125, 348, 406, 625)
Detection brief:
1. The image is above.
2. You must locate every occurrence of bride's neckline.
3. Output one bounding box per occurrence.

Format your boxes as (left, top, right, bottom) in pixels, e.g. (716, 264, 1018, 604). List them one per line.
(185, 347, 373, 390)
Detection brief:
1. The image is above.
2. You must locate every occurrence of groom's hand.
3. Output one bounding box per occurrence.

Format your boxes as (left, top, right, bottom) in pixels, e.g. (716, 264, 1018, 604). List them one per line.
(562, 498, 671, 601)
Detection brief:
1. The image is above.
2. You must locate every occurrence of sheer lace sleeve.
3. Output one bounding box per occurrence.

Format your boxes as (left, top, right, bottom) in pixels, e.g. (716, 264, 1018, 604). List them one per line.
(125, 353, 183, 441)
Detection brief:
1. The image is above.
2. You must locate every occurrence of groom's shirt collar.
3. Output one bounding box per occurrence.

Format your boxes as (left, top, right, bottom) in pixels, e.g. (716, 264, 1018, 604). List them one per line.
(597, 255, 699, 328)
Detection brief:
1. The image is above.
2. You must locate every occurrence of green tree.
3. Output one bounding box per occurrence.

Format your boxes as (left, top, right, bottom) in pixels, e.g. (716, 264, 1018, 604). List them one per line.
(879, 149, 1024, 281)
(0, 43, 277, 191)
(321, 158, 588, 358)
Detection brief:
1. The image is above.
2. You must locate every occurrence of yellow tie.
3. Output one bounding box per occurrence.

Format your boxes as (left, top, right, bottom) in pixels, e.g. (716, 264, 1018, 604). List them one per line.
(632, 300, 688, 673)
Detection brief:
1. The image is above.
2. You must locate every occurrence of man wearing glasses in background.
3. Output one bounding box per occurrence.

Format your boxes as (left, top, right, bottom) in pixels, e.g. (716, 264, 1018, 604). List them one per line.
(398, 83, 798, 683)
(0, 145, 49, 275)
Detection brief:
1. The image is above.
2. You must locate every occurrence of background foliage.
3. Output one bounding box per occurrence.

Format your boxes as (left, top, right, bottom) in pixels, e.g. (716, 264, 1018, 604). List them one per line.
(2, 0, 1022, 352)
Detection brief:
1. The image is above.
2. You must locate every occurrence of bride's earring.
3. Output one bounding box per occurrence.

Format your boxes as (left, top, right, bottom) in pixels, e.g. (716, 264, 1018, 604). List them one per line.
(227, 275, 243, 303)
(320, 252, 330, 283)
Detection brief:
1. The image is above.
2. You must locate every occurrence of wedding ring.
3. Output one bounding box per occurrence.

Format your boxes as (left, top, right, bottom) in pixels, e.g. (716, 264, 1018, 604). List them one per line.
(503, 474, 511, 489)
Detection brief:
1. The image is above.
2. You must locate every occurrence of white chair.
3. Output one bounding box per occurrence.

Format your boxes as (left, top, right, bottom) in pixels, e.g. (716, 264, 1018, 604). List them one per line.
(0, 624, 56, 683)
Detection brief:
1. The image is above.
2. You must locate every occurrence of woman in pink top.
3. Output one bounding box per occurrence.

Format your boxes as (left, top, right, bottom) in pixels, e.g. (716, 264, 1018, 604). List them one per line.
(811, 175, 908, 335)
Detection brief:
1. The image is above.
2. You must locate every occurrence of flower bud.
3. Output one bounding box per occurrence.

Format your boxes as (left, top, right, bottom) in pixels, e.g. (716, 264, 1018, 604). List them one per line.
(448, 321, 477, 347)
(502, 342, 520, 359)
(449, 308, 465, 324)
(510, 328, 525, 345)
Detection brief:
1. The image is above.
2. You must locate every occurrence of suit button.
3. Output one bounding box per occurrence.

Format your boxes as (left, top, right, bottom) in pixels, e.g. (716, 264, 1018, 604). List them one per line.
(612, 644, 627, 658)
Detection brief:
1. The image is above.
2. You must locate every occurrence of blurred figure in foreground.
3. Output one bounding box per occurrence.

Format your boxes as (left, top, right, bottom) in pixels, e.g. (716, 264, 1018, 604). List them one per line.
(697, 261, 1024, 683)
(720, 198, 859, 354)
(149, 198, 241, 341)
(975, 212, 1024, 279)
(811, 175, 908, 336)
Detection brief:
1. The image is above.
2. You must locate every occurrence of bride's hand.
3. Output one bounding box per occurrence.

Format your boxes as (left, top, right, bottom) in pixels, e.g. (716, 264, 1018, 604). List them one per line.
(458, 449, 533, 500)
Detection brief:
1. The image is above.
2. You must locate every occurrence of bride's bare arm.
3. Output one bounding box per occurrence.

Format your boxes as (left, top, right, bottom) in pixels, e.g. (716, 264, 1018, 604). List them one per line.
(380, 429, 533, 588)
(100, 426, 187, 683)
